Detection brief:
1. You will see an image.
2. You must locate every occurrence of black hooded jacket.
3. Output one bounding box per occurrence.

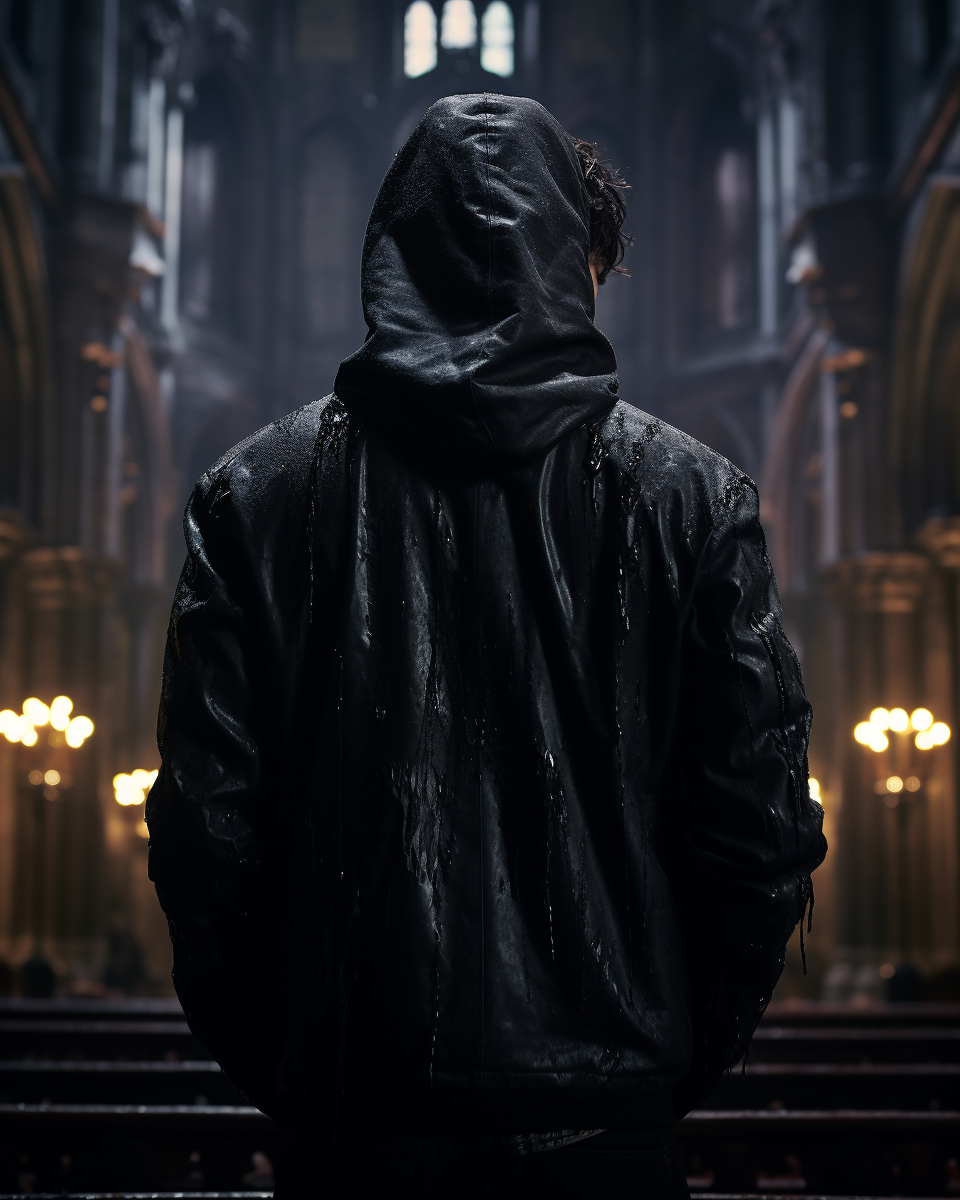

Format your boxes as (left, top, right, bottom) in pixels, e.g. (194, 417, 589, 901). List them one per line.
(147, 94, 826, 1135)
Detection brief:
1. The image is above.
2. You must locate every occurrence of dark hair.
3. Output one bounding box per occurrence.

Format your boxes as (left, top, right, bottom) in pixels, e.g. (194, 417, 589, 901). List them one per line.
(569, 136, 630, 284)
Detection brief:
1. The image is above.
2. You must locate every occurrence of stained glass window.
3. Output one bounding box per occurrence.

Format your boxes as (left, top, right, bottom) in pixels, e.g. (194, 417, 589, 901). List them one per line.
(404, 1, 437, 77)
(440, 0, 476, 49)
(481, 1, 513, 76)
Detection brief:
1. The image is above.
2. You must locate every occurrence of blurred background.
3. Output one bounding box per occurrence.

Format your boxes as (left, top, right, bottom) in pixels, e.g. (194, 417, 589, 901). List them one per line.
(0, 0, 958, 1009)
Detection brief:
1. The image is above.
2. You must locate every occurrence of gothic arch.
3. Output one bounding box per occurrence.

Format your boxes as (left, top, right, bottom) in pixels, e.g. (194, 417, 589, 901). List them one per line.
(890, 177, 960, 538)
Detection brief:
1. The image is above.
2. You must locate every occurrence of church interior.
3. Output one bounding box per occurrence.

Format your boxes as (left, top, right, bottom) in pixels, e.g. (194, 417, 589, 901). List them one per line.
(0, 0, 960, 1193)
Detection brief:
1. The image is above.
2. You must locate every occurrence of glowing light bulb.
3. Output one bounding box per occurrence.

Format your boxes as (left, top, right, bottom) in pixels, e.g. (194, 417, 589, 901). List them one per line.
(910, 708, 933, 732)
(0, 710, 21, 742)
(930, 721, 951, 745)
(886, 775, 904, 793)
(65, 715, 94, 748)
(916, 730, 934, 750)
(869, 707, 891, 731)
(49, 696, 73, 731)
(113, 768, 158, 806)
(43, 769, 60, 786)
(808, 777, 821, 803)
(854, 722, 874, 745)
(888, 708, 909, 732)
(869, 730, 889, 752)
(22, 698, 50, 727)
(21, 726, 38, 747)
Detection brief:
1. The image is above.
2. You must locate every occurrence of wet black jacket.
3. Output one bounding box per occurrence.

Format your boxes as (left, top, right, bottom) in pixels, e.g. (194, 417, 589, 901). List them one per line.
(147, 95, 825, 1136)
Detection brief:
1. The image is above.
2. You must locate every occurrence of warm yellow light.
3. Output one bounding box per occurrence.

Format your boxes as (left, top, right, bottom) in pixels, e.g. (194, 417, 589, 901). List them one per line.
(113, 768, 157, 806)
(930, 721, 951, 746)
(65, 715, 94, 748)
(916, 730, 934, 750)
(49, 696, 73, 732)
(43, 769, 60, 786)
(868, 730, 889, 752)
(886, 775, 904, 793)
(22, 698, 50, 727)
(888, 708, 909, 732)
(21, 726, 38, 747)
(808, 777, 821, 803)
(869, 707, 891, 730)
(113, 774, 141, 805)
(905, 776, 921, 792)
(910, 708, 933, 732)
(854, 722, 873, 745)
(0, 709, 22, 743)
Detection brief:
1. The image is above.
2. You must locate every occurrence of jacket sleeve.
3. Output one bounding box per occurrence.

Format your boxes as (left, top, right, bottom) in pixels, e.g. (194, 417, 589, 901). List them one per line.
(671, 478, 826, 1117)
(145, 469, 280, 1117)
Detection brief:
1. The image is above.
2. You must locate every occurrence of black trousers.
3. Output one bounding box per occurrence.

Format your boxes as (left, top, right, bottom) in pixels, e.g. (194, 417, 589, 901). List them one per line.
(275, 1126, 691, 1198)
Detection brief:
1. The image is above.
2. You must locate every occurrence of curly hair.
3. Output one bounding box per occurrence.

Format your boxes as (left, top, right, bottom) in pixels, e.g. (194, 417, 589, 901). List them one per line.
(569, 136, 630, 284)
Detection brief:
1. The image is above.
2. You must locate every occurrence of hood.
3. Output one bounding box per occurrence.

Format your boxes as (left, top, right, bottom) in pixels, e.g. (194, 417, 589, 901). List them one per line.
(334, 93, 619, 470)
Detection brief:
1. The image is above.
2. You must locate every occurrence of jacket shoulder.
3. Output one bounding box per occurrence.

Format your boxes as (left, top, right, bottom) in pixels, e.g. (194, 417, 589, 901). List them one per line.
(600, 400, 758, 528)
(201, 396, 335, 497)
(184, 396, 342, 568)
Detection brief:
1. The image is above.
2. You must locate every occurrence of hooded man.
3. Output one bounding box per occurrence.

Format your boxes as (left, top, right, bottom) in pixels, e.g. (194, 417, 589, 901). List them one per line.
(147, 94, 826, 1198)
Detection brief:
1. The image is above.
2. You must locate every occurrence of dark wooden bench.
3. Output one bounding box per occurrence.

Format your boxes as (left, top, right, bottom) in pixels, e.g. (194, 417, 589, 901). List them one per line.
(2, 998, 959, 1194)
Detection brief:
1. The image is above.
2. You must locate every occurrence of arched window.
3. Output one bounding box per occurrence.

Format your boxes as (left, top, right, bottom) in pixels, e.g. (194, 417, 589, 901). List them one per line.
(481, 1, 513, 76)
(403, 1, 514, 80)
(440, 0, 476, 49)
(404, 1, 437, 77)
(299, 127, 362, 339)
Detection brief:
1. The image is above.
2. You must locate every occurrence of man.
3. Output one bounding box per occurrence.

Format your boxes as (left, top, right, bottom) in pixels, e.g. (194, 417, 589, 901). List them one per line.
(147, 94, 826, 1197)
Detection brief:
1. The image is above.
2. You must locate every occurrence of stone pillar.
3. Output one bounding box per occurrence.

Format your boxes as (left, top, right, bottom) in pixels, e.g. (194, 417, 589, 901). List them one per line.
(8, 548, 119, 980)
(0, 511, 31, 965)
(823, 551, 958, 985)
(917, 517, 960, 972)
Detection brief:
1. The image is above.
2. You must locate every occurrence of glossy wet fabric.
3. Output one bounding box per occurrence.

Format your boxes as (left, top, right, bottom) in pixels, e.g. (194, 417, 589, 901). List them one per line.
(147, 95, 825, 1150)
(334, 93, 618, 469)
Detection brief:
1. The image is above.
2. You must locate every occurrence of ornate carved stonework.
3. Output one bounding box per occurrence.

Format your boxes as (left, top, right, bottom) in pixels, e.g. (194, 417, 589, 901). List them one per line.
(917, 516, 960, 570)
(822, 552, 930, 614)
(20, 548, 119, 612)
(0, 509, 31, 562)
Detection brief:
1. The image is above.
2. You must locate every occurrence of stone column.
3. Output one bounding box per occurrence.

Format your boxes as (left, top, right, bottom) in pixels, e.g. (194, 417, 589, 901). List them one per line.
(0, 511, 31, 965)
(917, 517, 960, 972)
(10, 547, 119, 980)
(821, 552, 948, 986)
